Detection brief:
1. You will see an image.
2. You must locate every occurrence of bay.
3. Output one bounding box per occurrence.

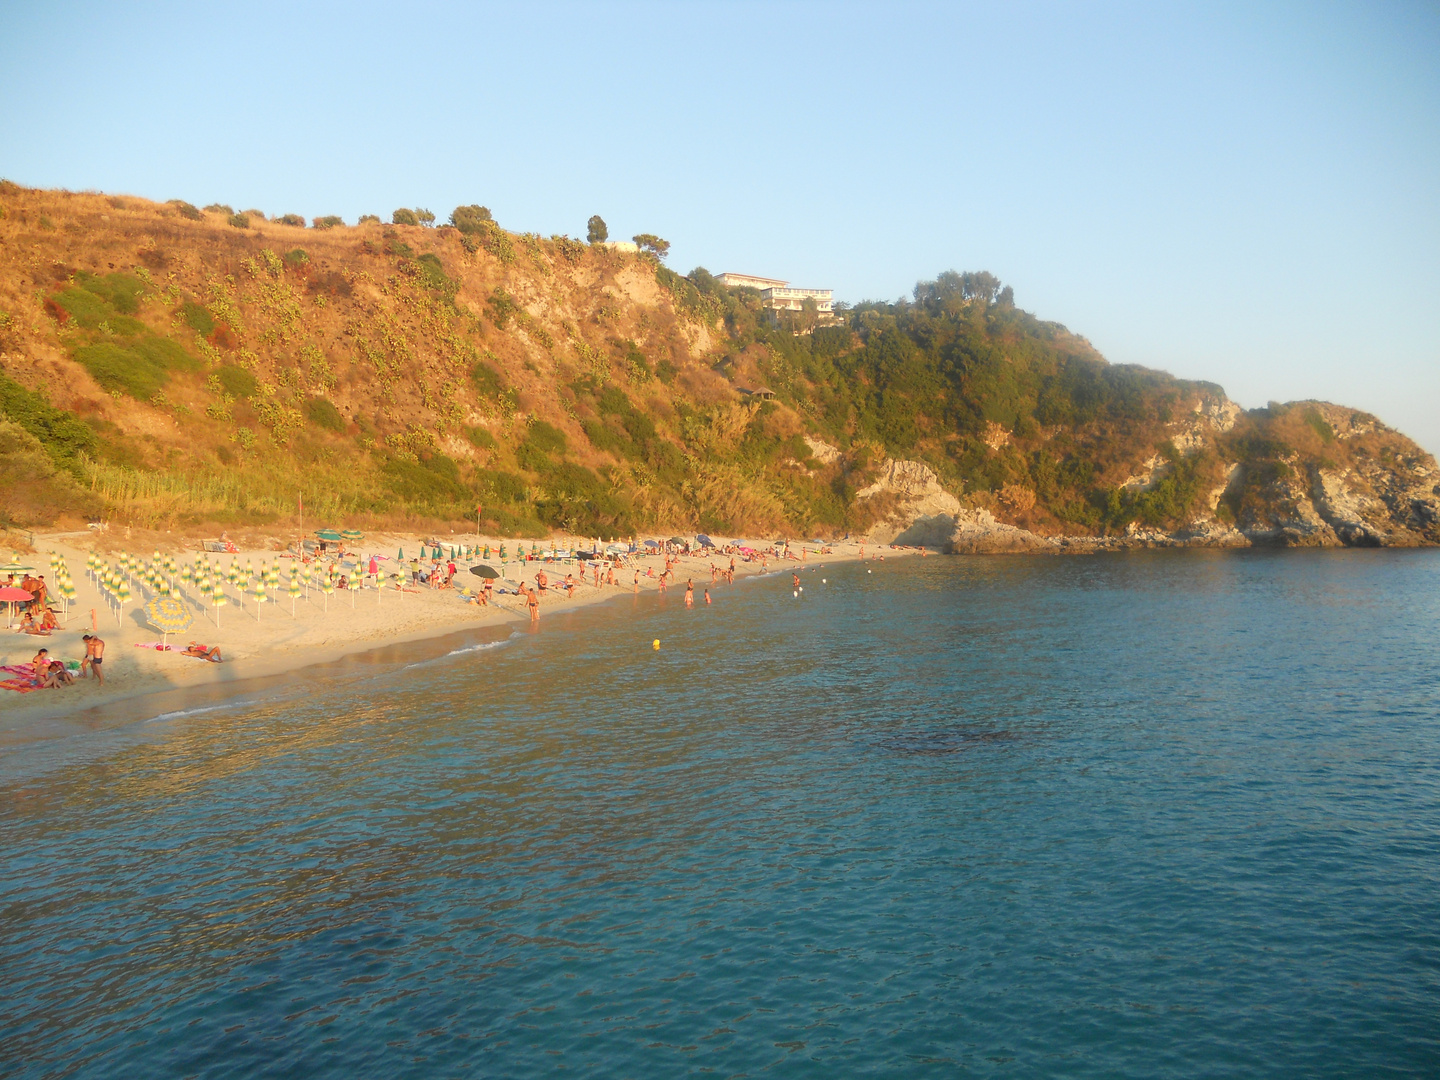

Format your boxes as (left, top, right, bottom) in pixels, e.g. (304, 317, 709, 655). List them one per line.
(2, 550, 1438, 1077)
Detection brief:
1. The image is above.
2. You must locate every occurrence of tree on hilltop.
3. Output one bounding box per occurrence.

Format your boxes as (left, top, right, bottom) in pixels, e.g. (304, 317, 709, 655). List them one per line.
(393, 208, 419, 226)
(587, 215, 608, 244)
(633, 234, 670, 261)
(416, 208, 436, 227)
(450, 205, 494, 234)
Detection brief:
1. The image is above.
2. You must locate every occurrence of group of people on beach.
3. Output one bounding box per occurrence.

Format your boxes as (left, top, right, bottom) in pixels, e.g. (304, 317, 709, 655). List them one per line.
(7, 571, 59, 636)
(23, 635, 104, 690)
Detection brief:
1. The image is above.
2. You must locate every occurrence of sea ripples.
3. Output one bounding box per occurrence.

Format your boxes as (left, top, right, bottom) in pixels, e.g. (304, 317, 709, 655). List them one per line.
(2, 550, 1439, 1078)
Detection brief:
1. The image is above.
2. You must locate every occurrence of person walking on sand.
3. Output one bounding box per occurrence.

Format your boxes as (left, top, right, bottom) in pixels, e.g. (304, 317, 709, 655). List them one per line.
(81, 634, 105, 685)
(685, 579, 694, 608)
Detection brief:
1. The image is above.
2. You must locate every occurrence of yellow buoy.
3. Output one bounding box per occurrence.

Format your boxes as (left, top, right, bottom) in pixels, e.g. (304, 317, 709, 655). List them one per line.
(652, 639, 661, 650)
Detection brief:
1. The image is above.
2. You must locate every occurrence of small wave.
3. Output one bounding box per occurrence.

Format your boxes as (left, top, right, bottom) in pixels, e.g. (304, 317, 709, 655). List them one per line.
(443, 635, 516, 660)
(145, 702, 244, 724)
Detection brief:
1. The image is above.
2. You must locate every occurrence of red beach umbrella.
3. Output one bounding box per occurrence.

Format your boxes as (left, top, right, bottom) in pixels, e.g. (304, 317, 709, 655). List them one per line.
(0, 585, 33, 628)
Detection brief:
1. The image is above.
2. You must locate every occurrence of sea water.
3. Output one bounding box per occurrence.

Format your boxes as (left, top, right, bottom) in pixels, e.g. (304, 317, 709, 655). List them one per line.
(1, 550, 1437, 1077)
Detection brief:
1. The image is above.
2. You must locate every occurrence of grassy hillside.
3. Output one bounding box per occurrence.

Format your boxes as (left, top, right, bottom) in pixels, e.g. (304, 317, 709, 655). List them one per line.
(0, 183, 1433, 544)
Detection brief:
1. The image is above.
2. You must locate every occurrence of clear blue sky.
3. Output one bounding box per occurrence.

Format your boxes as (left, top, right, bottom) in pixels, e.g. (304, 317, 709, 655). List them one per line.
(3, 1, 1437, 451)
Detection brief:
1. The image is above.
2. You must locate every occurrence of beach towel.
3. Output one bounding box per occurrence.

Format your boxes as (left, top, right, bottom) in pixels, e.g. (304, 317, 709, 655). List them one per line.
(133, 642, 175, 651)
(1, 662, 39, 693)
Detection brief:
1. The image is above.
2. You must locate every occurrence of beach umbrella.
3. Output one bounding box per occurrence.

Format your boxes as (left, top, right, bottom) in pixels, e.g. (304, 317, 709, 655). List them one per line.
(288, 577, 303, 616)
(143, 595, 193, 647)
(116, 580, 132, 628)
(321, 577, 334, 613)
(391, 571, 403, 597)
(469, 564, 501, 579)
(0, 585, 31, 628)
(375, 571, 385, 605)
(252, 584, 268, 621)
(341, 529, 363, 543)
(398, 547, 406, 561)
(316, 528, 342, 543)
(211, 589, 227, 628)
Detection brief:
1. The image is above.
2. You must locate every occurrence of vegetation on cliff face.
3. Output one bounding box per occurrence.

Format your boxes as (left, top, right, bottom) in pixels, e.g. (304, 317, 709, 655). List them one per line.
(0, 182, 1434, 545)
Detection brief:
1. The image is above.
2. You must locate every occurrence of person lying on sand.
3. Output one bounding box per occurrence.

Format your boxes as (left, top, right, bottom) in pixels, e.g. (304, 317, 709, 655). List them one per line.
(182, 643, 223, 663)
(42, 661, 74, 688)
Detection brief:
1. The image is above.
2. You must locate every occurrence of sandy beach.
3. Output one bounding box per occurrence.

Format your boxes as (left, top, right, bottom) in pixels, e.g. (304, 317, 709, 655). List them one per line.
(0, 531, 915, 742)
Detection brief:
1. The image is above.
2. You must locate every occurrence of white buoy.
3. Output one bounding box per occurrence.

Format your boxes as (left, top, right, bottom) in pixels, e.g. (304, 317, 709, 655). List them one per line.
(822, 578, 827, 583)
(793, 590, 798, 597)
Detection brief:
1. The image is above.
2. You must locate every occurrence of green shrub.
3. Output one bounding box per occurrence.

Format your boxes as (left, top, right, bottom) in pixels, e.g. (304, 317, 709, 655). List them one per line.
(358, 214, 380, 224)
(524, 419, 567, 455)
(244, 209, 266, 220)
(487, 470, 528, 503)
(284, 248, 309, 267)
(69, 270, 147, 314)
(74, 342, 169, 399)
(416, 209, 435, 226)
(382, 455, 470, 511)
(215, 364, 258, 398)
(228, 212, 251, 229)
(1304, 409, 1335, 444)
(450, 205, 493, 233)
(470, 360, 504, 398)
(277, 213, 305, 227)
(392, 208, 419, 226)
(655, 358, 677, 384)
(464, 425, 496, 449)
(51, 287, 110, 328)
(305, 396, 346, 432)
(179, 300, 214, 335)
(204, 203, 233, 215)
(0, 370, 98, 477)
(413, 252, 458, 301)
(312, 215, 343, 229)
(169, 200, 202, 220)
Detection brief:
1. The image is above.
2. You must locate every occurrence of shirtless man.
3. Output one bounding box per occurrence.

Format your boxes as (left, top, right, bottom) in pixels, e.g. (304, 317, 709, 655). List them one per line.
(633, 569, 640, 594)
(525, 584, 540, 622)
(81, 634, 105, 685)
(684, 579, 694, 608)
(536, 569, 549, 592)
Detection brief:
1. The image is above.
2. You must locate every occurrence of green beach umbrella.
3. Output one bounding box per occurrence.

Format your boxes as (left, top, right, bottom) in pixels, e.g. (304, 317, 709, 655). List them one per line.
(288, 577, 303, 616)
(252, 584, 268, 621)
(211, 589, 227, 628)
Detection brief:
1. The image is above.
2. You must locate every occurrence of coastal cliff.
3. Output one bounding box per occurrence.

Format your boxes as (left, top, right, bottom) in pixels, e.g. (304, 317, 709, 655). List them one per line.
(855, 396, 1440, 551)
(0, 183, 1433, 548)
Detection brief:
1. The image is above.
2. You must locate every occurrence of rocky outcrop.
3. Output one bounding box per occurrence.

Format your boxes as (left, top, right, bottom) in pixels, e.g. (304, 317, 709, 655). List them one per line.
(855, 459, 962, 546)
(861, 393, 1440, 553)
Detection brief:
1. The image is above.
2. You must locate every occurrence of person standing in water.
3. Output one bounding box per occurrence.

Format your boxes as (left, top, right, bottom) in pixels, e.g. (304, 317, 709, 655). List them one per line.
(684, 579, 694, 608)
(704, 588, 711, 605)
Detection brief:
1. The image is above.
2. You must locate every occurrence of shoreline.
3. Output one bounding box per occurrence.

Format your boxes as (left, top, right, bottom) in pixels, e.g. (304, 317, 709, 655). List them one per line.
(1, 534, 915, 744)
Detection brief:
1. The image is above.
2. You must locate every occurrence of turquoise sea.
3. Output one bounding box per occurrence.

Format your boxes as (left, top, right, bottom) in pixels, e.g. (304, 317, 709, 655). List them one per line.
(2, 550, 1438, 1078)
